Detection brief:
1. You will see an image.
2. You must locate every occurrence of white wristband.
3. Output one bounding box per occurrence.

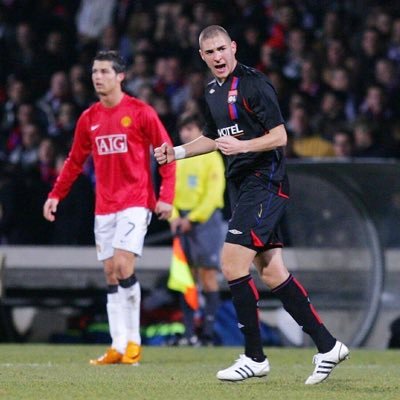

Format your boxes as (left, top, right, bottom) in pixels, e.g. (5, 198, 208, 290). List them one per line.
(173, 146, 186, 160)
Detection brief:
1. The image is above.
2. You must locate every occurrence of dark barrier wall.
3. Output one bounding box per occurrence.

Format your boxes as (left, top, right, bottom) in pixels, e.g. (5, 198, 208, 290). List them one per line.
(287, 159, 400, 248)
(284, 159, 400, 346)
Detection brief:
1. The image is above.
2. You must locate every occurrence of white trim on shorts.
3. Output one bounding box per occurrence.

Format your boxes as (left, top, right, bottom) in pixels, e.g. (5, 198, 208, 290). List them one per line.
(94, 207, 152, 261)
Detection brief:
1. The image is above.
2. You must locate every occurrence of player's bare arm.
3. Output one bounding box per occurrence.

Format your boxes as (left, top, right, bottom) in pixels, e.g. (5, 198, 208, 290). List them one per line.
(43, 198, 59, 222)
(154, 135, 217, 165)
(215, 124, 287, 155)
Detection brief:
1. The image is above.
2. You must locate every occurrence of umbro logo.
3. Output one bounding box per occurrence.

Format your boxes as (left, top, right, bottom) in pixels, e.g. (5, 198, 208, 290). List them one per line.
(209, 89, 215, 94)
(229, 229, 243, 234)
(90, 124, 100, 131)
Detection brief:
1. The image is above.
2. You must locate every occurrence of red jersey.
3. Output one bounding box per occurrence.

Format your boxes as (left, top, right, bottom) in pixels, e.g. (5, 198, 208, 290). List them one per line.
(49, 94, 175, 215)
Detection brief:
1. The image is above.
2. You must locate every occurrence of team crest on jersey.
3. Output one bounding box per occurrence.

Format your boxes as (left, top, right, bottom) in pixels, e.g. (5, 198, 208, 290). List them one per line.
(96, 134, 128, 155)
(227, 89, 237, 104)
(121, 116, 132, 128)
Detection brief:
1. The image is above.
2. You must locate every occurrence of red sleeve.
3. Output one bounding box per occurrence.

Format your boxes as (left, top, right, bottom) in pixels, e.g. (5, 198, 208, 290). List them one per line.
(48, 112, 92, 201)
(142, 106, 176, 205)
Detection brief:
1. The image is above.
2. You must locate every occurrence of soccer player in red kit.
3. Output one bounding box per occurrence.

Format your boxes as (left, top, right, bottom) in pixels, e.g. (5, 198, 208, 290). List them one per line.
(43, 50, 175, 365)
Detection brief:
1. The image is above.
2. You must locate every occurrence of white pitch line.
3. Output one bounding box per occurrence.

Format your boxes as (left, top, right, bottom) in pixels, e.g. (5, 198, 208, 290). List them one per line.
(0, 362, 53, 367)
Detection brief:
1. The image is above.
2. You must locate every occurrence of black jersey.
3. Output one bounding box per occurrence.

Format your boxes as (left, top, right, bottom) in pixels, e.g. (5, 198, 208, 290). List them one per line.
(203, 63, 287, 186)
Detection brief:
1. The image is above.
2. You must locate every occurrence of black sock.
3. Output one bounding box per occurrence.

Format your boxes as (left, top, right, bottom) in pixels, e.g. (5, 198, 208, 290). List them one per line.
(228, 274, 266, 362)
(107, 284, 118, 294)
(202, 291, 220, 339)
(118, 273, 137, 288)
(180, 294, 195, 338)
(272, 274, 336, 353)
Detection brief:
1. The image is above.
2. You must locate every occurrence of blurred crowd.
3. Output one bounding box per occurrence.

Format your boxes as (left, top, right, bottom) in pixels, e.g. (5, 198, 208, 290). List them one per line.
(0, 0, 399, 245)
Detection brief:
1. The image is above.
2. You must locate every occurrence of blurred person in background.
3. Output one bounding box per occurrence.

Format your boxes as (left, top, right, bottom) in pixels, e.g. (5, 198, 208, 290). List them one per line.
(326, 67, 358, 122)
(37, 137, 58, 186)
(312, 90, 347, 142)
(358, 83, 395, 148)
(387, 17, 400, 69)
(48, 101, 78, 151)
(169, 112, 225, 346)
(37, 71, 72, 132)
(43, 50, 175, 366)
(8, 122, 42, 169)
(287, 105, 334, 158)
(352, 118, 391, 158)
(1, 77, 30, 135)
(332, 129, 354, 158)
(125, 52, 154, 97)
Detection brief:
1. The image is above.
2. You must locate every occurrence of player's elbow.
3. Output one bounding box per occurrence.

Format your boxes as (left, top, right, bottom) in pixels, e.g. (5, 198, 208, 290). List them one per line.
(277, 130, 287, 147)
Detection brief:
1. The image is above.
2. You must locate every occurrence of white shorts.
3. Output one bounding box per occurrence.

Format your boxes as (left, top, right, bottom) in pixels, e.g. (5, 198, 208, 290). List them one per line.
(94, 207, 152, 261)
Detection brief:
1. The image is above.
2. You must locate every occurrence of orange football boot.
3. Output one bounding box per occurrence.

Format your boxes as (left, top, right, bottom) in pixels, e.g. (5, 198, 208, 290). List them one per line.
(89, 347, 122, 365)
(121, 341, 141, 365)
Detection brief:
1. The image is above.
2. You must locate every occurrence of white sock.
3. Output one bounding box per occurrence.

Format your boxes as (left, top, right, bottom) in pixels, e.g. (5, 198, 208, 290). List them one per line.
(119, 282, 141, 345)
(106, 292, 127, 354)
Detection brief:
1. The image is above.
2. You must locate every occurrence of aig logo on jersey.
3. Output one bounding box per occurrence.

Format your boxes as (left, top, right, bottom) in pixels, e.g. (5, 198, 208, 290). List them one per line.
(96, 134, 128, 155)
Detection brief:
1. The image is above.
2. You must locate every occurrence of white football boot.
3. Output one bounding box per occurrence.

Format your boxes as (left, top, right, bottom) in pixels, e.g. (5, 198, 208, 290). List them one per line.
(217, 354, 270, 381)
(305, 341, 350, 384)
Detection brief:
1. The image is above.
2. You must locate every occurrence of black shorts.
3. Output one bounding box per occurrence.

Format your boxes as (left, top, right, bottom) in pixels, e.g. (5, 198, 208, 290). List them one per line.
(226, 174, 289, 252)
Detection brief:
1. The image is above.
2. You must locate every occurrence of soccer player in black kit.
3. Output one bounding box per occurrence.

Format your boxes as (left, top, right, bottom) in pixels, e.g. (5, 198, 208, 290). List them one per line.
(155, 25, 349, 384)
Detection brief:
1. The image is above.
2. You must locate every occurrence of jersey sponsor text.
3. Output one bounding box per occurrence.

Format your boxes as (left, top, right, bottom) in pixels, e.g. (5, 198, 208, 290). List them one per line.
(217, 123, 244, 137)
(96, 134, 128, 155)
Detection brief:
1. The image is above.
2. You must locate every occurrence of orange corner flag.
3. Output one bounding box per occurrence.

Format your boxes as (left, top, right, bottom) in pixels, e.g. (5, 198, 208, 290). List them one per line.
(167, 237, 199, 310)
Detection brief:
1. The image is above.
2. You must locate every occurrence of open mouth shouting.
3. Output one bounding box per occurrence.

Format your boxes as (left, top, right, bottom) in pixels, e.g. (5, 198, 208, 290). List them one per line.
(214, 63, 227, 77)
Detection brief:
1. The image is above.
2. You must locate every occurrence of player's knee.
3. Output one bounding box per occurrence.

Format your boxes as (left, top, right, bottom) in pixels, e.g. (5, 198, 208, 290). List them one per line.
(259, 261, 289, 288)
(201, 271, 219, 291)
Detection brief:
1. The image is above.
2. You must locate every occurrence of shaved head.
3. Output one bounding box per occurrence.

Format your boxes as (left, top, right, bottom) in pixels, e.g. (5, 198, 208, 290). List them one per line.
(199, 25, 231, 48)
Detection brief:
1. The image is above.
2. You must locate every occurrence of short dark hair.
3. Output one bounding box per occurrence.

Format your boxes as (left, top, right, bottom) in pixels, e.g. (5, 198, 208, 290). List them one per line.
(177, 113, 204, 131)
(93, 50, 126, 74)
(199, 25, 231, 47)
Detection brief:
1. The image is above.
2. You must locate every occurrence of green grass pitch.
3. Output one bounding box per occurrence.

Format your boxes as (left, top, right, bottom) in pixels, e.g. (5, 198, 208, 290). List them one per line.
(0, 345, 399, 400)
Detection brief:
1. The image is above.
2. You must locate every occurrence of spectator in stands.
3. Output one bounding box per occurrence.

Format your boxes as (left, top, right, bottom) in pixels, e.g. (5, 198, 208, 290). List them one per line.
(374, 58, 400, 112)
(332, 129, 354, 158)
(352, 118, 391, 158)
(75, 0, 117, 45)
(8, 122, 41, 169)
(7, 22, 41, 88)
(357, 27, 385, 85)
(287, 105, 334, 158)
(48, 102, 78, 150)
(256, 42, 281, 76)
(326, 67, 358, 122)
(40, 30, 72, 81)
(358, 83, 395, 146)
(2, 102, 44, 157)
(37, 71, 71, 131)
(1, 77, 30, 135)
(312, 90, 347, 141)
(314, 10, 344, 53)
(125, 52, 154, 97)
(70, 77, 96, 115)
(387, 17, 400, 69)
(37, 137, 58, 186)
(236, 24, 263, 67)
(298, 57, 323, 108)
(282, 28, 309, 82)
